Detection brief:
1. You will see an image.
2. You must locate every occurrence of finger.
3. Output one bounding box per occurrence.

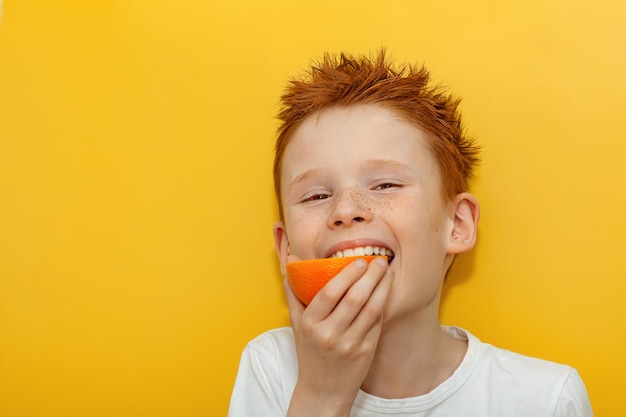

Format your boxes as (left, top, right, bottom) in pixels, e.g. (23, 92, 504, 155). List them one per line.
(351, 306, 386, 361)
(303, 257, 371, 322)
(347, 266, 394, 337)
(320, 256, 388, 328)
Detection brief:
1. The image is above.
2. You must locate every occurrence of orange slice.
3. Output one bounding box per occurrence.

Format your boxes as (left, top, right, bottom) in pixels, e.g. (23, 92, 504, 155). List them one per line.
(286, 255, 385, 305)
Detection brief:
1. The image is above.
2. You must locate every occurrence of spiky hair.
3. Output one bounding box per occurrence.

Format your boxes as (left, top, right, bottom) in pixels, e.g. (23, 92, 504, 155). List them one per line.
(273, 50, 480, 219)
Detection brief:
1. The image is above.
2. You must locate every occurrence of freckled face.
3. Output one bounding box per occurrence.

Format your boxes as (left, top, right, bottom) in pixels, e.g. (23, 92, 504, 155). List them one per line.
(278, 104, 455, 320)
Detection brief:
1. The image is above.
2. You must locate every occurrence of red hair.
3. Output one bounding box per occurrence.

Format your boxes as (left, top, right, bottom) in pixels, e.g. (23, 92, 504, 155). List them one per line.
(273, 50, 480, 219)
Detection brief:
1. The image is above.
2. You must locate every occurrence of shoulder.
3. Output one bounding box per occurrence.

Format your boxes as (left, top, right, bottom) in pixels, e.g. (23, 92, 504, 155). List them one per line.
(456, 327, 593, 416)
(244, 326, 295, 360)
(238, 326, 297, 381)
(467, 329, 574, 384)
(229, 327, 298, 416)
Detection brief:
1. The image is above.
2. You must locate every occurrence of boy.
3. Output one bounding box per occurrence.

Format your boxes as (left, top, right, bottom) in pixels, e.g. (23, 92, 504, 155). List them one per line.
(228, 51, 593, 416)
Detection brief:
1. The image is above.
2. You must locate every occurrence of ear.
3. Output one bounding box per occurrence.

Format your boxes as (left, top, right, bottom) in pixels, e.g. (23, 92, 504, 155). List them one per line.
(273, 221, 291, 275)
(446, 193, 480, 255)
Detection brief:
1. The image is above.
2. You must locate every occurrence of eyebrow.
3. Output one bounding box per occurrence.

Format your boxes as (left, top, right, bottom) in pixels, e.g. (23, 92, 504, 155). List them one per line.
(288, 159, 412, 189)
(289, 169, 322, 190)
(362, 159, 414, 172)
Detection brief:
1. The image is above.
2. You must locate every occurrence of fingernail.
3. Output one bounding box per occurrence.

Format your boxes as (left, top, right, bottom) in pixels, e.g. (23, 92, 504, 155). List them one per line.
(354, 258, 367, 268)
(375, 257, 388, 267)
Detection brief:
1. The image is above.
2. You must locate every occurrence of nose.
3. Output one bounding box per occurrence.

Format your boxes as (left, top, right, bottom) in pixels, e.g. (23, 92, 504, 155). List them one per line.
(327, 187, 373, 228)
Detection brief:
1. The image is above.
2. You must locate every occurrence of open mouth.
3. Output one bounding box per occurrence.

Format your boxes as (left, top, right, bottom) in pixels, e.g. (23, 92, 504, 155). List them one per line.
(328, 246, 395, 264)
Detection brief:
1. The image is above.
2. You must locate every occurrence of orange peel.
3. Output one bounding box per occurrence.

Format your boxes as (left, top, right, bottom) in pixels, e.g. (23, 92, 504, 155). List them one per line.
(286, 255, 385, 305)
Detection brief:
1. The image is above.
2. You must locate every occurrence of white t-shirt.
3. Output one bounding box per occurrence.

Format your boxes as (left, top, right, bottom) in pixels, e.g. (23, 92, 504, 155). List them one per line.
(228, 326, 593, 416)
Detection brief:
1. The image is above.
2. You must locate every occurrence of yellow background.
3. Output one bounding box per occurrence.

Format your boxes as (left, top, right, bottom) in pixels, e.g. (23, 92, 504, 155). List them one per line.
(1, 1, 624, 416)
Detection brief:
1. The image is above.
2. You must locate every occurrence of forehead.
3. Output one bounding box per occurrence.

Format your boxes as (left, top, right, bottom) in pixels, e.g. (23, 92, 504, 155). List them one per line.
(281, 104, 437, 181)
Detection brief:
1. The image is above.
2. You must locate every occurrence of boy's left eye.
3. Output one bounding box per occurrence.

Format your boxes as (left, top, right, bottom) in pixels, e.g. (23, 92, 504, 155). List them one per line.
(374, 183, 398, 190)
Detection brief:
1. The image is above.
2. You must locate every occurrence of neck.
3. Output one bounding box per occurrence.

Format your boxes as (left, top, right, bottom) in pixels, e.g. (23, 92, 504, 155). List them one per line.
(360, 313, 467, 399)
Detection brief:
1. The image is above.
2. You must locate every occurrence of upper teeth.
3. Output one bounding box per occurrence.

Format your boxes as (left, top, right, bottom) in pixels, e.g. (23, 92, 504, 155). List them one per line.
(330, 246, 394, 258)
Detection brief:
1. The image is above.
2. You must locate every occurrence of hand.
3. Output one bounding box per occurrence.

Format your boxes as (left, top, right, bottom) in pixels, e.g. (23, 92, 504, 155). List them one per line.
(284, 255, 393, 417)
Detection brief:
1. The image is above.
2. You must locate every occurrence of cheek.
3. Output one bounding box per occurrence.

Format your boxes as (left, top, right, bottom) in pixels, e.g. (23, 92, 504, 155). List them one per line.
(378, 195, 419, 227)
(382, 195, 446, 246)
(284, 208, 326, 256)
